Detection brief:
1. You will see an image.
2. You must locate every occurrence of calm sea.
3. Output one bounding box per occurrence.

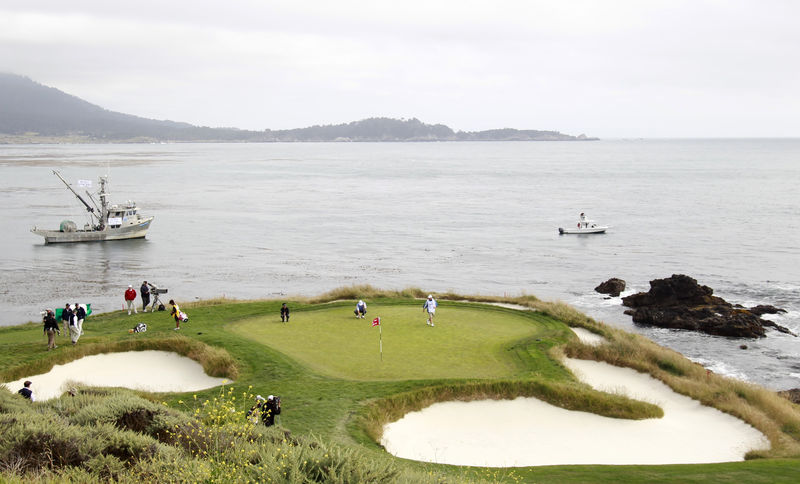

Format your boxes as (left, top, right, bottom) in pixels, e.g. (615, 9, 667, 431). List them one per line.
(1, 140, 798, 389)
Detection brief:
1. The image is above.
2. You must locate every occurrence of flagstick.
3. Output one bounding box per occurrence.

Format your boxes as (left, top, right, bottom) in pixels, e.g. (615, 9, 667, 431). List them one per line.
(379, 324, 383, 361)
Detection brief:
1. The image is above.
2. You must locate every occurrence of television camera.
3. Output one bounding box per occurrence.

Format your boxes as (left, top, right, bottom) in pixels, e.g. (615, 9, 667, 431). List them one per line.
(147, 283, 168, 310)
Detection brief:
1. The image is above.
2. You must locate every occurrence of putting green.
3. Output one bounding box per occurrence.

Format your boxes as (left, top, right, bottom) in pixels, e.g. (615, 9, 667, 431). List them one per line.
(227, 302, 571, 381)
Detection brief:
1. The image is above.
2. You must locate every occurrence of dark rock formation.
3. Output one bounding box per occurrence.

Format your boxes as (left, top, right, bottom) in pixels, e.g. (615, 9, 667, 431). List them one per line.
(621, 274, 794, 338)
(748, 305, 787, 316)
(778, 389, 800, 405)
(595, 278, 626, 297)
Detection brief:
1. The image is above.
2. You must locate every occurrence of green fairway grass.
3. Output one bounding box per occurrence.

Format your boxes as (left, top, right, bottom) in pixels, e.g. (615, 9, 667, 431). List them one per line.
(1, 291, 799, 483)
(228, 301, 573, 381)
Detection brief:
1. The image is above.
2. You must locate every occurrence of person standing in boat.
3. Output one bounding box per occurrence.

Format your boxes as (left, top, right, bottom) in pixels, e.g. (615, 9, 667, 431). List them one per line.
(579, 212, 586, 228)
(124, 285, 137, 315)
(141, 281, 151, 312)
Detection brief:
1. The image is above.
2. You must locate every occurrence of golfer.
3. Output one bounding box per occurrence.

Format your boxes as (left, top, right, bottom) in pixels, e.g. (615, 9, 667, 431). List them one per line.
(354, 300, 367, 319)
(422, 294, 437, 326)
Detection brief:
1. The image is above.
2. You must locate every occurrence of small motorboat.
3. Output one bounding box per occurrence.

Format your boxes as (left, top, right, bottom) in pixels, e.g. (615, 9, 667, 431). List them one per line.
(559, 213, 608, 234)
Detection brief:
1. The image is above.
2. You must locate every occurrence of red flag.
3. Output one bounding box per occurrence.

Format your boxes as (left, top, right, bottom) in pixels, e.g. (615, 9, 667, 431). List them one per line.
(372, 317, 380, 327)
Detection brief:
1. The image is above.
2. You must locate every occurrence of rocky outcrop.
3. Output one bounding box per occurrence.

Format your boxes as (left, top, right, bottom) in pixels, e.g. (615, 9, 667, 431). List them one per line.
(595, 278, 626, 297)
(747, 305, 787, 317)
(621, 274, 794, 338)
(778, 389, 800, 405)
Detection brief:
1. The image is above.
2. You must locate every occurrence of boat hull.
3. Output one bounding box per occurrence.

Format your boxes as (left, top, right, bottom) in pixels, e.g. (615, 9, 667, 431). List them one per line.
(559, 226, 607, 234)
(32, 218, 153, 244)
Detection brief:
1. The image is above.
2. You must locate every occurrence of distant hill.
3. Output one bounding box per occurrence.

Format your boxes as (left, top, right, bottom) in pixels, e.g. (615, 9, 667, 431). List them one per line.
(0, 73, 596, 143)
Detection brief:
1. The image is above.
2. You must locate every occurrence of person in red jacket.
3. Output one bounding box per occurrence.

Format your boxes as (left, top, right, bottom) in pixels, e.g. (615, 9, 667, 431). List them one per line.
(124, 284, 137, 315)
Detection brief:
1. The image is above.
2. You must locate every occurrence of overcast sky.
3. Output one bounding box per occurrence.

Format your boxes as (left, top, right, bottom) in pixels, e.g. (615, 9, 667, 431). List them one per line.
(1, 1, 798, 137)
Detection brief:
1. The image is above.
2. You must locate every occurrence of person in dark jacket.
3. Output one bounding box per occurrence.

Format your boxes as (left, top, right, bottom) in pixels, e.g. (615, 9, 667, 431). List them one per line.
(141, 281, 151, 312)
(74, 303, 86, 337)
(263, 395, 281, 426)
(18, 381, 34, 401)
(280, 303, 290, 322)
(247, 394, 281, 426)
(61, 303, 73, 328)
(43, 309, 60, 350)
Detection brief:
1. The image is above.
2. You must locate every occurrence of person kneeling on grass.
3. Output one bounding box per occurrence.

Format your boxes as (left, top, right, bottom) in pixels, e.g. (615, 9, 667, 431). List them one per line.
(354, 300, 367, 319)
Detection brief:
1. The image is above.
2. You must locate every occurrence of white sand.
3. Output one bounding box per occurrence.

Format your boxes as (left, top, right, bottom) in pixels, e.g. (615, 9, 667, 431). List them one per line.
(2, 350, 227, 401)
(570, 326, 606, 346)
(381, 357, 769, 467)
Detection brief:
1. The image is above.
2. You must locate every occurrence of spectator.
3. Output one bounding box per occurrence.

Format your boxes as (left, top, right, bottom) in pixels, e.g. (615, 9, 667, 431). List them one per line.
(74, 303, 86, 337)
(43, 309, 60, 350)
(18, 381, 35, 401)
(125, 285, 137, 315)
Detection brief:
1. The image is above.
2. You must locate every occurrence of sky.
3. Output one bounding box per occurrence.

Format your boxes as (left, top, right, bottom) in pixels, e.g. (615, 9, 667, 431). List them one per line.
(1, 1, 798, 138)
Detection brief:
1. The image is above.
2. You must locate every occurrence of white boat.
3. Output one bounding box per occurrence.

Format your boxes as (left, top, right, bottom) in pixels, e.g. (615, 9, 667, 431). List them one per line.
(559, 213, 608, 234)
(31, 170, 154, 244)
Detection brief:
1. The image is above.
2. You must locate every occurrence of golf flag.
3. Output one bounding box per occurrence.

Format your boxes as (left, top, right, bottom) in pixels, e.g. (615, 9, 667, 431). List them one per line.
(373, 317, 383, 361)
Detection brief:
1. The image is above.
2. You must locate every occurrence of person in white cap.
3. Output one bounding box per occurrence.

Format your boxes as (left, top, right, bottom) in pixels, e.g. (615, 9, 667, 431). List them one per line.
(124, 285, 137, 315)
(354, 300, 367, 319)
(247, 395, 267, 423)
(422, 294, 437, 326)
(264, 395, 281, 426)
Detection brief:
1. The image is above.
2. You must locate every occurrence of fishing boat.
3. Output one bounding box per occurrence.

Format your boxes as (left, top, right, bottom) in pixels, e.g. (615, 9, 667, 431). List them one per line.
(558, 213, 608, 234)
(31, 171, 154, 244)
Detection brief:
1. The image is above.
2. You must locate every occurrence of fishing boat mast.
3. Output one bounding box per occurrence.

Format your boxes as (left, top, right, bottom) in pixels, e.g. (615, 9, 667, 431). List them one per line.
(52, 170, 108, 229)
(98, 175, 108, 230)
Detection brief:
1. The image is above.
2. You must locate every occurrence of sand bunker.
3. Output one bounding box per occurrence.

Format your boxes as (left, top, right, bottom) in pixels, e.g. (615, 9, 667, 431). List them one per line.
(381, 357, 769, 467)
(570, 326, 605, 346)
(2, 350, 227, 401)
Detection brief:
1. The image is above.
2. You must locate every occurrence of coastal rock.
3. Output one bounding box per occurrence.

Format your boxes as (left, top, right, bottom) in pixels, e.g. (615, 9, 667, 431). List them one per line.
(621, 274, 795, 338)
(748, 305, 787, 316)
(778, 389, 800, 405)
(595, 278, 626, 297)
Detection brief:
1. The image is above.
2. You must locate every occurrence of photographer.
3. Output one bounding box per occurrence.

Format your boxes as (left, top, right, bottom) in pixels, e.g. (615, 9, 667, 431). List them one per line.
(42, 309, 60, 350)
(247, 394, 281, 427)
(264, 395, 281, 426)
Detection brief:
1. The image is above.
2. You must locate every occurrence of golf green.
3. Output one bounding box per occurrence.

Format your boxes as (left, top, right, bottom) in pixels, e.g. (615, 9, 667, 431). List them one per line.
(228, 302, 571, 381)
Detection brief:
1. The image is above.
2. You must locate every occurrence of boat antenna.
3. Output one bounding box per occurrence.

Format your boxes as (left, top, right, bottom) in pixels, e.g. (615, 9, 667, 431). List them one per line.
(52, 170, 97, 222)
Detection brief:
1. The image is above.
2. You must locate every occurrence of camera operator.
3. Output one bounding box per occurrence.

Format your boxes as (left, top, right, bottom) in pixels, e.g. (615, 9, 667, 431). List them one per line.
(141, 281, 151, 312)
(247, 394, 281, 427)
(264, 395, 281, 426)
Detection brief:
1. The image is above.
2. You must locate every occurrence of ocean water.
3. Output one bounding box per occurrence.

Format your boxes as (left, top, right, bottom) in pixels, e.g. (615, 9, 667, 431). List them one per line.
(1, 140, 798, 389)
